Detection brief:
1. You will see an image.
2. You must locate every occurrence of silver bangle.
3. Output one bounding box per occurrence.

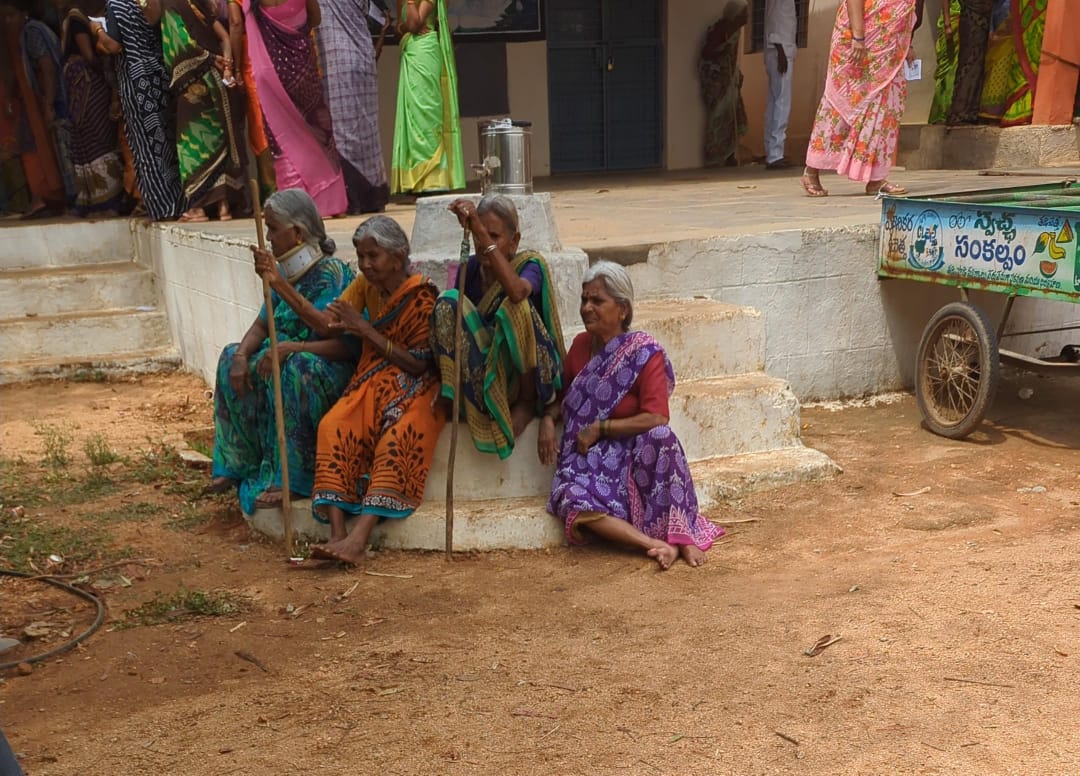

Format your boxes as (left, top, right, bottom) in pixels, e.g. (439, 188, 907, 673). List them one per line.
(482, 244, 497, 255)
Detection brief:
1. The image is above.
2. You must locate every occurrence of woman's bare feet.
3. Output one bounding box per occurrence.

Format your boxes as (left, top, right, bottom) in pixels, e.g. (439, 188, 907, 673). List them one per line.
(645, 542, 678, 570)
(679, 544, 707, 567)
(310, 540, 366, 566)
(218, 201, 233, 221)
(178, 207, 209, 223)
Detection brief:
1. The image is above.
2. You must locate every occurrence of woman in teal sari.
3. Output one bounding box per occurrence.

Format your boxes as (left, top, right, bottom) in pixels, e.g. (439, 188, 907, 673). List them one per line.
(389, 0, 463, 195)
(208, 189, 357, 513)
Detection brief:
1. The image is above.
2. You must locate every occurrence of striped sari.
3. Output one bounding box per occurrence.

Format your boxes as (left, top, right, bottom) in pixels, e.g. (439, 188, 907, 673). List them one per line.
(430, 251, 565, 459)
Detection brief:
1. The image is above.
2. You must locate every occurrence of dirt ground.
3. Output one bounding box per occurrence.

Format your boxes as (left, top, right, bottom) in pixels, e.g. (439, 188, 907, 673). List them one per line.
(2, 369, 1080, 775)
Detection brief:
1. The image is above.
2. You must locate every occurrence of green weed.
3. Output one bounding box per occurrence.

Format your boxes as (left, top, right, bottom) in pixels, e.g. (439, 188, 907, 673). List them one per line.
(165, 502, 212, 531)
(0, 457, 42, 509)
(130, 440, 184, 484)
(83, 433, 122, 467)
(34, 423, 73, 469)
(119, 587, 249, 628)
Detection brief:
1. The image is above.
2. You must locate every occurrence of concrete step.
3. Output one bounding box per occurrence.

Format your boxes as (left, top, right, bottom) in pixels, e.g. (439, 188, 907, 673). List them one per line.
(246, 445, 840, 551)
(0, 220, 133, 270)
(690, 446, 842, 511)
(0, 308, 172, 363)
(417, 371, 799, 500)
(633, 298, 764, 381)
(0, 347, 182, 384)
(668, 373, 801, 462)
(0, 262, 156, 318)
(247, 496, 565, 551)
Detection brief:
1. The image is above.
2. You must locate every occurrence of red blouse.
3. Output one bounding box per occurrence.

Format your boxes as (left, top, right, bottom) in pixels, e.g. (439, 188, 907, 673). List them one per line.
(563, 332, 670, 420)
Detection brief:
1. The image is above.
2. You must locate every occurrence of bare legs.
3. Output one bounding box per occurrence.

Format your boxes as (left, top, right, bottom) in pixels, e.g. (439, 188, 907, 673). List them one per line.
(310, 506, 378, 565)
(800, 166, 828, 197)
(510, 369, 538, 438)
(578, 514, 709, 571)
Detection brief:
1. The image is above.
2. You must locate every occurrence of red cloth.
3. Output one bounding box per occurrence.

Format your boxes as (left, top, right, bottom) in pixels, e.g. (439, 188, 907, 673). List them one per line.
(563, 331, 670, 420)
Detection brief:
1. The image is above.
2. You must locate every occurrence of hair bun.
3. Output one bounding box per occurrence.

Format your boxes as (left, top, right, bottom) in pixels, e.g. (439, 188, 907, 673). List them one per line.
(320, 237, 336, 255)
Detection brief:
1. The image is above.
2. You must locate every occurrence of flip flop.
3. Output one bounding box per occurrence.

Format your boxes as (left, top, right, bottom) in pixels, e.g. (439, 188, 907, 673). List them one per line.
(800, 174, 828, 198)
(868, 181, 908, 196)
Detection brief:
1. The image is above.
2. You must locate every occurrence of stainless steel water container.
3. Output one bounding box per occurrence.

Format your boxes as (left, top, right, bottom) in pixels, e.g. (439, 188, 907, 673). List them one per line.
(476, 119, 533, 195)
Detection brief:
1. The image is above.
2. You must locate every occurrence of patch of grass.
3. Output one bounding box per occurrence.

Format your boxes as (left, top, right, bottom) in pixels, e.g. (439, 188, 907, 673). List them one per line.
(185, 428, 215, 460)
(166, 502, 212, 532)
(95, 501, 167, 524)
(0, 515, 113, 572)
(70, 368, 108, 383)
(119, 587, 249, 628)
(84, 433, 122, 467)
(34, 423, 73, 469)
(130, 440, 185, 484)
(0, 457, 43, 509)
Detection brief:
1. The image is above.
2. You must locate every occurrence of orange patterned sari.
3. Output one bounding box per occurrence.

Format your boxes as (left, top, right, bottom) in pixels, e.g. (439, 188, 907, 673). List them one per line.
(312, 273, 446, 521)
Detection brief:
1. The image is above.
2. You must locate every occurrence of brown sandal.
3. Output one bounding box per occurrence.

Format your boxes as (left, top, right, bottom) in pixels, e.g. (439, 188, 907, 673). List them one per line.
(800, 173, 828, 198)
(868, 181, 908, 196)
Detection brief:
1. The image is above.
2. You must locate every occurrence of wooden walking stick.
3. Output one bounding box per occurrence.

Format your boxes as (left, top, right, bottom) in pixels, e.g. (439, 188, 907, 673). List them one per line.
(250, 179, 294, 556)
(445, 226, 470, 560)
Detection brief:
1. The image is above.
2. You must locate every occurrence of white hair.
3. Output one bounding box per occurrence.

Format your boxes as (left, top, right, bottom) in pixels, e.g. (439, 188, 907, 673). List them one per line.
(582, 261, 634, 329)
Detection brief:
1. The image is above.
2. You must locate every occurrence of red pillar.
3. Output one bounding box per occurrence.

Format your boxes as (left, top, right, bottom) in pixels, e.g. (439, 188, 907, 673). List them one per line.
(1032, 0, 1080, 125)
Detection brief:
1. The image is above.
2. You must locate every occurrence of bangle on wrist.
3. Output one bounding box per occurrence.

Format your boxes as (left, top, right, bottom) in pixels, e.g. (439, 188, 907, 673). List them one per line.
(385, 339, 393, 360)
(482, 243, 497, 256)
(852, 34, 865, 41)
(233, 352, 248, 360)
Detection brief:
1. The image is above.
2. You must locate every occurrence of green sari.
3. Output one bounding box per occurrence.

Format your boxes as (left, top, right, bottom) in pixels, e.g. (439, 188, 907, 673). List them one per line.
(430, 251, 565, 459)
(389, 0, 464, 195)
(929, 0, 961, 124)
(979, 0, 1047, 126)
(160, 0, 246, 209)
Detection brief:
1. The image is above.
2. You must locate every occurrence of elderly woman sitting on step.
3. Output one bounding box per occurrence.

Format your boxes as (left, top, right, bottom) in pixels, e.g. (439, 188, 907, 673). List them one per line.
(208, 189, 357, 514)
(540, 262, 724, 570)
(306, 216, 446, 565)
(430, 193, 565, 459)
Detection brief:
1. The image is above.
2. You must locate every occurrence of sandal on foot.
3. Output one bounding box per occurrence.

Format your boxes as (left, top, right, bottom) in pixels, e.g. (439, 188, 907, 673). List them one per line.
(203, 476, 237, 496)
(868, 181, 908, 196)
(800, 174, 828, 198)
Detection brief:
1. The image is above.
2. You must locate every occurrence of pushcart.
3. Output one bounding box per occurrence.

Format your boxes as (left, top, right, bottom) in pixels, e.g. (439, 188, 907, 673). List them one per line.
(877, 179, 1080, 439)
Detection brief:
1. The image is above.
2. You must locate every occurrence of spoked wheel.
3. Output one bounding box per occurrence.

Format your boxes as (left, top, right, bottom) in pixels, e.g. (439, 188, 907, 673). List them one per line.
(915, 301, 1000, 439)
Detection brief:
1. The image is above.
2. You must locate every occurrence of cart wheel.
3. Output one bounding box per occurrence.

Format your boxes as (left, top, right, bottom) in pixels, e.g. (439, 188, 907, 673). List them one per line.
(915, 301, 999, 439)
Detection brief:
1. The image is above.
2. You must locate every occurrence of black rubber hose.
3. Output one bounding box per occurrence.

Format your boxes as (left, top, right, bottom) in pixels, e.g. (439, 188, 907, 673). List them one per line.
(0, 569, 107, 671)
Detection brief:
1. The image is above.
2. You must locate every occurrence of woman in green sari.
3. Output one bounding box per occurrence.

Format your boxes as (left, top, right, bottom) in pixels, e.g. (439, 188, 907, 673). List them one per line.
(159, 0, 248, 221)
(431, 194, 565, 459)
(389, 0, 463, 195)
(978, 0, 1047, 125)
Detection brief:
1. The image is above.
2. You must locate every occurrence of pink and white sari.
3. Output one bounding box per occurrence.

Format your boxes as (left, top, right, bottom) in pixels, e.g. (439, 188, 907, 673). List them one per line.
(805, 0, 917, 183)
(243, 0, 347, 216)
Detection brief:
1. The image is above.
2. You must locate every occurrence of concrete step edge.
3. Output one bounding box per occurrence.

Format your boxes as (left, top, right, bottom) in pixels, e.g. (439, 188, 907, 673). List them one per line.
(691, 446, 841, 507)
(0, 307, 164, 326)
(0, 349, 181, 384)
(0, 261, 147, 279)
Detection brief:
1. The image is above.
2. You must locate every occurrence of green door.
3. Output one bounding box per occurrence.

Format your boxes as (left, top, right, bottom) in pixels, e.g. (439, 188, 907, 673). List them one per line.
(546, 0, 662, 173)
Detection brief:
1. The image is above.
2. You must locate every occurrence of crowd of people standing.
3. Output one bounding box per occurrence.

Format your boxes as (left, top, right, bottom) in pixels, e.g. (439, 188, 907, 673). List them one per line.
(0, 0, 464, 220)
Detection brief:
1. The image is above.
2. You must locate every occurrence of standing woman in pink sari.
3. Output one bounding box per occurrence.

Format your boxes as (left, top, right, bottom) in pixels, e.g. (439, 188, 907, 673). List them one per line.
(242, 0, 346, 216)
(801, 0, 924, 197)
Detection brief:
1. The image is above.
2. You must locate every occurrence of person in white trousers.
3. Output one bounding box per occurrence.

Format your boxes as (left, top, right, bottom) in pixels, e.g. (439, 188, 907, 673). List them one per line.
(764, 0, 797, 169)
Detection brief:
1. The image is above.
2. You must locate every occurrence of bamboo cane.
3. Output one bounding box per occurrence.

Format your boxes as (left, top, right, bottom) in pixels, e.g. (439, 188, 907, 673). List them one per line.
(445, 227, 470, 560)
(250, 180, 294, 556)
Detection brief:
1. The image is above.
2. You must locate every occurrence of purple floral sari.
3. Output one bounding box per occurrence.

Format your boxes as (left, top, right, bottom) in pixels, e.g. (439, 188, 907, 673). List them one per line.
(548, 331, 723, 550)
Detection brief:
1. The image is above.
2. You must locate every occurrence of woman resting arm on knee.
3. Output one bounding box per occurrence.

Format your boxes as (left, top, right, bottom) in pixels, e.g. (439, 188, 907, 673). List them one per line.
(543, 262, 723, 570)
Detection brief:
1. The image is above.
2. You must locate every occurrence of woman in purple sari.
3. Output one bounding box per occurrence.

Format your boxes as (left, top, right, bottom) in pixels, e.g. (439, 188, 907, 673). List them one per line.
(242, 0, 346, 217)
(541, 262, 723, 570)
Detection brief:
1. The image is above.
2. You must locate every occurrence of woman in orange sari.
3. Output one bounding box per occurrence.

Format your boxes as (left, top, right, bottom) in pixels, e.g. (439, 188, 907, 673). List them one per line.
(307, 216, 445, 565)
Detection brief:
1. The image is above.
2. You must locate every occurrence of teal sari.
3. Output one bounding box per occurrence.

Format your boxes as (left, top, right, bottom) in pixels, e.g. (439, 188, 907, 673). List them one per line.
(389, 0, 464, 194)
(212, 256, 357, 514)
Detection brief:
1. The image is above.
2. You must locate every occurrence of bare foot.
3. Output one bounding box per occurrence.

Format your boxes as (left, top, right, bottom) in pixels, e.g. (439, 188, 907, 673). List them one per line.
(309, 541, 366, 566)
(510, 401, 534, 438)
(646, 542, 678, 570)
(679, 544, 707, 567)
